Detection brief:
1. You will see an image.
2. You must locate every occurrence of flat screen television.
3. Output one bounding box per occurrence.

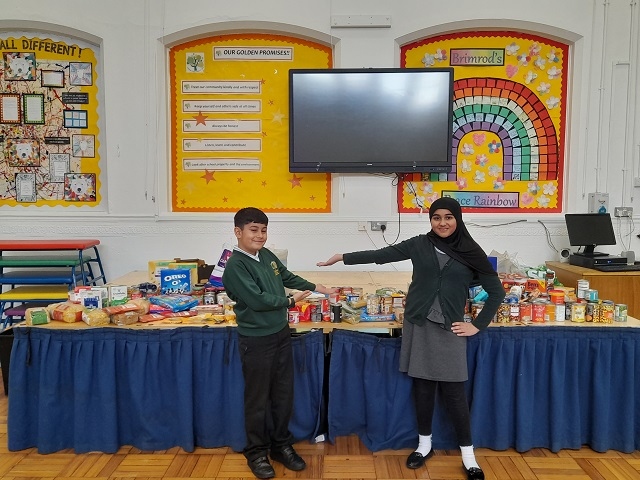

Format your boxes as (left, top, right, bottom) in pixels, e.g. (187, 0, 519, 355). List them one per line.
(288, 67, 454, 173)
(565, 213, 617, 256)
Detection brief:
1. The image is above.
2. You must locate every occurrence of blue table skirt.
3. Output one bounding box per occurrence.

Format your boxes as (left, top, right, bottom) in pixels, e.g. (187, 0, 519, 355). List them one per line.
(7, 327, 325, 454)
(328, 327, 640, 453)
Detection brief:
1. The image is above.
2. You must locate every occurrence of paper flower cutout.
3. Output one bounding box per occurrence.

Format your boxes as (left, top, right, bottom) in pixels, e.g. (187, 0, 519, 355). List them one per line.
(488, 165, 503, 177)
(547, 66, 562, 79)
(506, 42, 520, 55)
(461, 143, 475, 155)
(543, 182, 557, 195)
(537, 82, 551, 94)
(488, 140, 502, 153)
(456, 178, 468, 190)
(525, 71, 538, 84)
(473, 171, 486, 183)
(421, 53, 435, 67)
(435, 49, 447, 61)
(528, 182, 540, 194)
(475, 154, 488, 166)
(537, 195, 550, 207)
(546, 96, 560, 109)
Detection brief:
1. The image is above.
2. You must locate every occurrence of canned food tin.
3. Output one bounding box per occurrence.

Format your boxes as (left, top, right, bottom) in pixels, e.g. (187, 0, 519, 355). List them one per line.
(380, 295, 393, 314)
(565, 301, 574, 321)
(346, 293, 360, 304)
(330, 303, 342, 323)
(366, 294, 380, 315)
(585, 301, 598, 322)
(614, 303, 628, 322)
(203, 291, 216, 305)
(571, 302, 586, 322)
(509, 304, 520, 322)
(309, 300, 322, 322)
(600, 301, 614, 323)
(585, 289, 598, 302)
(471, 302, 484, 319)
(554, 303, 566, 322)
(496, 303, 510, 323)
(576, 279, 590, 299)
(519, 302, 533, 323)
(532, 300, 546, 323)
(288, 310, 300, 324)
(544, 302, 556, 322)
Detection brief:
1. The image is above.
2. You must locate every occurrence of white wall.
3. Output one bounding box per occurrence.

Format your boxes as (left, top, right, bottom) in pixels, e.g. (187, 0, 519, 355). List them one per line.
(0, 0, 639, 281)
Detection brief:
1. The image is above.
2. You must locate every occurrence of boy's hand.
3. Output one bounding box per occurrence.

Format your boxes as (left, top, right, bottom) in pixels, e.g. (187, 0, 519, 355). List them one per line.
(317, 254, 343, 267)
(292, 290, 312, 303)
(314, 284, 339, 295)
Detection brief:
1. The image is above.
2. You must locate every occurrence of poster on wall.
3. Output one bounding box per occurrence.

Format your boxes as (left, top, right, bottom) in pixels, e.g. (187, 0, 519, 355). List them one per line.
(399, 31, 568, 213)
(0, 34, 102, 208)
(169, 34, 332, 213)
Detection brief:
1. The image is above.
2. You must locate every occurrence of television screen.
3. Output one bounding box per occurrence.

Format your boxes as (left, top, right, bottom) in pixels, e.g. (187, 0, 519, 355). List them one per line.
(289, 68, 454, 173)
(564, 213, 617, 256)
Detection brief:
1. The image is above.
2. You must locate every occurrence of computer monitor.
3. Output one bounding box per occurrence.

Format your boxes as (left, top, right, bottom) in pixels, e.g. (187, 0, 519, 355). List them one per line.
(564, 213, 617, 256)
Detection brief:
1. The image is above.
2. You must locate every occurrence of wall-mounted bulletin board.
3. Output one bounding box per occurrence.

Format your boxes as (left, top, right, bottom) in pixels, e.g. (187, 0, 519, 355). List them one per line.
(0, 34, 101, 208)
(399, 31, 568, 213)
(169, 33, 332, 213)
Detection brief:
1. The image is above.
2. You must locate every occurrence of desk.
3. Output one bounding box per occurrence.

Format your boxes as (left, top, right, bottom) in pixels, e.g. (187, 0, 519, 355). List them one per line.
(328, 320, 640, 454)
(546, 261, 640, 317)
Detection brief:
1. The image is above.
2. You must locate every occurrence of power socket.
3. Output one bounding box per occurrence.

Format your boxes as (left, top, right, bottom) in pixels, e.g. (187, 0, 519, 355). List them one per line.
(614, 206, 633, 217)
(370, 221, 387, 231)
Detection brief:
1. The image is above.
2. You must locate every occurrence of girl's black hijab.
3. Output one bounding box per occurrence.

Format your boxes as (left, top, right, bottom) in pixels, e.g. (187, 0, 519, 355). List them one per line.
(426, 197, 497, 276)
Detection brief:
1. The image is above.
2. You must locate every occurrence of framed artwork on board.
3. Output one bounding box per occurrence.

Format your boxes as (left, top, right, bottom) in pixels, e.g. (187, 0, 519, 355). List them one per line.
(69, 62, 92, 86)
(41, 70, 65, 88)
(3, 52, 36, 81)
(0, 93, 21, 124)
(71, 134, 95, 157)
(22, 94, 45, 124)
(63, 109, 88, 129)
(6, 138, 40, 167)
(15, 173, 37, 203)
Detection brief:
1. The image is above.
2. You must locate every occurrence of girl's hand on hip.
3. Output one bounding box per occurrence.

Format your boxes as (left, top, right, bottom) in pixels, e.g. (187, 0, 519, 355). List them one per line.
(451, 322, 479, 336)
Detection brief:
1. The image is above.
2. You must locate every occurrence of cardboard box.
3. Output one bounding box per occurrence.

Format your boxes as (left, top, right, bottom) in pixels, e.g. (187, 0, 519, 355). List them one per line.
(149, 260, 174, 283)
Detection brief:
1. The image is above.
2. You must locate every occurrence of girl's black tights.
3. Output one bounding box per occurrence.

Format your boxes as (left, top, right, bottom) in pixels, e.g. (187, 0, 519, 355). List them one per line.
(412, 377, 472, 446)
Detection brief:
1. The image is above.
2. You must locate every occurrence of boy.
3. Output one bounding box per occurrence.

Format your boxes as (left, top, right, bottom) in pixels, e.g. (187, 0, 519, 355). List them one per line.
(222, 207, 335, 479)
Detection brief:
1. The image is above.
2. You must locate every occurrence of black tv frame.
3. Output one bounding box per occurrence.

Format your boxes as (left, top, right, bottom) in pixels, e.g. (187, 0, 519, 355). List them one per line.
(288, 67, 454, 174)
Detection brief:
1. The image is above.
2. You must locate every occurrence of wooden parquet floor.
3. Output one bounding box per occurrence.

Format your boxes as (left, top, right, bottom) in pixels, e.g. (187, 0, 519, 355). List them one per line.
(0, 393, 639, 480)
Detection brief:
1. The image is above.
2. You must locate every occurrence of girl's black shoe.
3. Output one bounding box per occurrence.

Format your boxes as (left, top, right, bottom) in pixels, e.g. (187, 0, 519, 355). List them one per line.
(405, 450, 433, 469)
(465, 466, 485, 480)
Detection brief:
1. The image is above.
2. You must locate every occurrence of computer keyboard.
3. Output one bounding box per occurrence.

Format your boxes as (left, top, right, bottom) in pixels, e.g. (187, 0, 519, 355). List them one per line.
(593, 263, 640, 272)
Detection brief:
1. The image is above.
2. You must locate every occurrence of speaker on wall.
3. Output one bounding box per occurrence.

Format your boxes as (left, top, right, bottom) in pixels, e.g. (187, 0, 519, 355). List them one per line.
(559, 248, 571, 263)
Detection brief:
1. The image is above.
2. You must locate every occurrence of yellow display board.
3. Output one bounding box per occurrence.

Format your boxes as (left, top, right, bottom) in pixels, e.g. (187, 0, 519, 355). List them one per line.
(399, 31, 568, 213)
(0, 35, 101, 207)
(169, 34, 332, 213)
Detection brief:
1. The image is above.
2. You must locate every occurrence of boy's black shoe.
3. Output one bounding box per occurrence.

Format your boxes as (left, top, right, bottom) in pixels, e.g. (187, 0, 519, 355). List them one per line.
(247, 456, 275, 479)
(270, 445, 306, 471)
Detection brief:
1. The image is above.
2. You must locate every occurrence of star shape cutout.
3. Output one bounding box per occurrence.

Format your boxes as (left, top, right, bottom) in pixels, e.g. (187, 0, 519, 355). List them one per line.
(193, 111, 207, 126)
(271, 110, 284, 124)
(237, 177, 243, 183)
(261, 181, 267, 187)
(289, 174, 303, 188)
(222, 197, 228, 202)
(201, 170, 216, 184)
